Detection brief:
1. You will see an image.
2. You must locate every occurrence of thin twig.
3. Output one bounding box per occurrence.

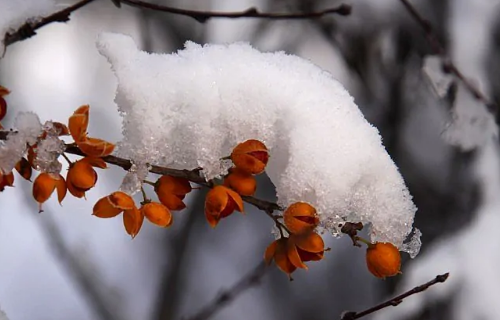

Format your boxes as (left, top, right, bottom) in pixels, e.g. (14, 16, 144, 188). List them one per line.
(3, 0, 96, 49)
(119, 0, 351, 23)
(340, 273, 450, 320)
(183, 262, 268, 320)
(398, 0, 497, 116)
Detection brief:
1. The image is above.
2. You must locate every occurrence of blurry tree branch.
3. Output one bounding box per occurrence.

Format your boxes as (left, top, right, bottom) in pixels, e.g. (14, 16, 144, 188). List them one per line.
(118, 0, 351, 23)
(2, 0, 96, 49)
(340, 273, 449, 320)
(182, 262, 268, 320)
(399, 0, 497, 117)
(36, 209, 127, 320)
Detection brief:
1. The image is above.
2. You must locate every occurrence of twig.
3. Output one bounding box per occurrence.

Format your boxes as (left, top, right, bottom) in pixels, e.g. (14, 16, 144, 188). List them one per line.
(183, 262, 268, 320)
(340, 273, 450, 320)
(3, 0, 96, 49)
(118, 0, 351, 23)
(398, 0, 497, 116)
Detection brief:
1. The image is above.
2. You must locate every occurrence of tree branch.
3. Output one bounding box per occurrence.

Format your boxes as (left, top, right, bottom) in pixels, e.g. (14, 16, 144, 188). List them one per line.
(398, 0, 497, 116)
(340, 273, 450, 320)
(118, 0, 351, 23)
(183, 262, 268, 320)
(3, 0, 96, 49)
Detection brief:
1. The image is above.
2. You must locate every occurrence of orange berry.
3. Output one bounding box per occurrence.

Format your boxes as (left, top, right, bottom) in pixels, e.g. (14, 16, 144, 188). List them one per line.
(230, 139, 269, 174)
(68, 105, 89, 142)
(223, 167, 257, 196)
(204, 185, 244, 228)
(366, 242, 401, 279)
(283, 202, 319, 234)
(15, 158, 32, 181)
(141, 202, 173, 227)
(32, 173, 67, 211)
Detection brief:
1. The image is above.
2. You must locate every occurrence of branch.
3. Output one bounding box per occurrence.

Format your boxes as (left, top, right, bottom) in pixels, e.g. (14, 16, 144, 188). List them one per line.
(118, 0, 351, 23)
(0, 131, 282, 213)
(398, 0, 497, 116)
(3, 0, 96, 49)
(183, 262, 268, 320)
(340, 273, 450, 320)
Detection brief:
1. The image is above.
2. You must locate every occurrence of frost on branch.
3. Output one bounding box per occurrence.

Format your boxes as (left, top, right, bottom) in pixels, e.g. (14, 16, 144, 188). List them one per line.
(0, 0, 56, 53)
(97, 33, 420, 254)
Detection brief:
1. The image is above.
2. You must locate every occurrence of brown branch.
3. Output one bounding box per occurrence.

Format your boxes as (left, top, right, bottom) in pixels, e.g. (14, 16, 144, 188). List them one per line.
(118, 0, 351, 23)
(340, 273, 450, 320)
(3, 0, 96, 49)
(398, 0, 497, 116)
(183, 262, 268, 320)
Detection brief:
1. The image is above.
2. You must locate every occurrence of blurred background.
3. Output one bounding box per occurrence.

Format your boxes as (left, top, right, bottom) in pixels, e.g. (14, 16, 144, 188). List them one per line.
(1, 0, 500, 319)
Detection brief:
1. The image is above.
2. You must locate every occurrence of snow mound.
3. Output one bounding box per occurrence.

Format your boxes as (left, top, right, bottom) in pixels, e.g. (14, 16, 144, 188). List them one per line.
(96, 32, 419, 252)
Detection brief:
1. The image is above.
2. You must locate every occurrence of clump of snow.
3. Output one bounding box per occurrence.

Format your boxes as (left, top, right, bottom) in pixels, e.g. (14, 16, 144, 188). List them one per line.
(97, 33, 419, 252)
(0, 0, 56, 54)
(0, 112, 41, 173)
(119, 162, 150, 195)
(34, 121, 65, 174)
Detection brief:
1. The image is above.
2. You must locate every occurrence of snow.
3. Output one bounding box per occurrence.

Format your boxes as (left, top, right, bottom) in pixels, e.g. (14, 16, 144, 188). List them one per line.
(0, 112, 41, 173)
(0, 0, 56, 54)
(96, 33, 419, 252)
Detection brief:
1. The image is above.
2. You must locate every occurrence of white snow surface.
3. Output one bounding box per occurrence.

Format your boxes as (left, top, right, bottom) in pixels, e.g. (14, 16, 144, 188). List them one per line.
(0, 0, 56, 53)
(96, 33, 419, 250)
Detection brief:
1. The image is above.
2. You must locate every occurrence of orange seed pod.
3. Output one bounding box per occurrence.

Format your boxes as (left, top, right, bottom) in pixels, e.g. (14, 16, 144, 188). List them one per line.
(123, 206, 144, 238)
(32, 173, 67, 211)
(230, 139, 269, 174)
(77, 137, 115, 157)
(264, 238, 296, 279)
(0, 171, 14, 191)
(366, 242, 401, 279)
(223, 167, 257, 196)
(283, 202, 319, 234)
(204, 185, 244, 228)
(141, 202, 173, 227)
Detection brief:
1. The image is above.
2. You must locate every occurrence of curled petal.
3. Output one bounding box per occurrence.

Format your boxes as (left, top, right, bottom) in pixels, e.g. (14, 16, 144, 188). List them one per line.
(264, 240, 278, 265)
(205, 208, 220, 228)
(77, 137, 115, 157)
(93, 196, 122, 218)
(82, 157, 107, 169)
(66, 180, 87, 198)
(55, 174, 67, 204)
(205, 185, 244, 223)
(68, 105, 89, 142)
(231, 139, 269, 174)
(123, 207, 144, 238)
(108, 191, 135, 210)
(287, 239, 308, 270)
(274, 238, 296, 278)
(15, 158, 32, 181)
(141, 202, 173, 227)
(157, 192, 186, 211)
